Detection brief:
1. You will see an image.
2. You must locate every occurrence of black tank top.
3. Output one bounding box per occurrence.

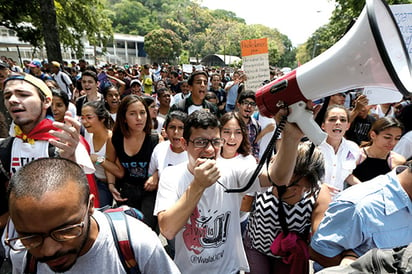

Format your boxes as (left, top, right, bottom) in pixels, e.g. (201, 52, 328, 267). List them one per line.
(112, 133, 159, 186)
(352, 148, 391, 182)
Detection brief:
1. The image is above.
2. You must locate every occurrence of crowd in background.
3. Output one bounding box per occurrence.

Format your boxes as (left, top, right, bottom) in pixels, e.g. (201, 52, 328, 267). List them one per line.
(1, 55, 412, 273)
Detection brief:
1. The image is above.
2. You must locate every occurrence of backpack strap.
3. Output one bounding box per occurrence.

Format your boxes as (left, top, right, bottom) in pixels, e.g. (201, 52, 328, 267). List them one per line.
(104, 210, 140, 274)
(24, 251, 37, 274)
(0, 137, 14, 182)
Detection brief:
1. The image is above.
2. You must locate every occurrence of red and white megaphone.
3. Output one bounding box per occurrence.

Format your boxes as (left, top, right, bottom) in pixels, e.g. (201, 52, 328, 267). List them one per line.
(256, 0, 412, 145)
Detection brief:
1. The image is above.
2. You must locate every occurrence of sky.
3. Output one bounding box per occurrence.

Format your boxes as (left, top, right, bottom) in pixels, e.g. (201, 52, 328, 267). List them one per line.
(200, 0, 336, 46)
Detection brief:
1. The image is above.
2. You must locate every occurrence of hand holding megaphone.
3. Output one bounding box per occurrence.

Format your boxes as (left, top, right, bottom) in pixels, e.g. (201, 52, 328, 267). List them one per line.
(287, 101, 327, 145)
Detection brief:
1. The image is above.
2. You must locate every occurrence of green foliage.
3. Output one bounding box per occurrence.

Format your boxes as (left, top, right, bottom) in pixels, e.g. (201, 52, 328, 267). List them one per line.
(209, 9, 246, 24)
(144, 29, 182, 63)
(0, 0, 113, 58)
(302, 0, 412, 63)
(108, 0, 295, 67)
(109, 0, 156, 35)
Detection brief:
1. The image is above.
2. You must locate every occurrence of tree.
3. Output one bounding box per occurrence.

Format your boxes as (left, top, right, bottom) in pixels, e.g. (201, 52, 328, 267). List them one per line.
(0, 0, 113, 61)
(209, 9, 246, 24)
(108, 0, 155, 35)
(303, 0, 411, 62)
(276, 34, 297, 68)
(106, 0, 298, 66)
(144, 29, 182, 64)
(39, 0, 61, 62)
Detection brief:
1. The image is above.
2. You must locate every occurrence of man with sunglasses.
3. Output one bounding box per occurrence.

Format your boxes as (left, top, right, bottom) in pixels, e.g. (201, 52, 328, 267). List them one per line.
(4, 157, 179, 273)
(154, 109, 307, 273)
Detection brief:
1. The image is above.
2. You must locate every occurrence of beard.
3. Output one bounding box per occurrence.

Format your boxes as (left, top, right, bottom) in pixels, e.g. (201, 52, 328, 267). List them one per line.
(36, 215, 92, 273)
(12, 102, 46, 130)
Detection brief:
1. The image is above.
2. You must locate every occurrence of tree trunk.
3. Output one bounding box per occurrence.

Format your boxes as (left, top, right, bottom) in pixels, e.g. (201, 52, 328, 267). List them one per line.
(39, 0, 62, 63)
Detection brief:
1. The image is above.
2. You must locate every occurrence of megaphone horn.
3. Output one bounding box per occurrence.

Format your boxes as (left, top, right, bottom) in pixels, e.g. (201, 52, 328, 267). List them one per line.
(256, 0, 412, 145)
(257, 0, 412, 117)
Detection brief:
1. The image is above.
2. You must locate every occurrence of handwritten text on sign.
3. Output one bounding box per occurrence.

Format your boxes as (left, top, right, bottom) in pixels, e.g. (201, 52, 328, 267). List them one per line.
(241, 38, 270, 92)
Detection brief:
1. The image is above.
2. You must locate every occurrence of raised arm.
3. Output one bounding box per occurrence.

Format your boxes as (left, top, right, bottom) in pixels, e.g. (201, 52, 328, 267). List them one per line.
(259, 119, 304, 187)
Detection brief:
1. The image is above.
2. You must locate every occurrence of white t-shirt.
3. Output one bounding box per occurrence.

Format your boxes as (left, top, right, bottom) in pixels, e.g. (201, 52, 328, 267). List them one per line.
(110, 112, 117, 122)
(217, 154, 257, 222)
(149, 140, 188, 177)
(156, 116, 165, 135)
(8, 210, 180, 274)
(187, 104, 203, 115)
(319, 138, 360, 191)
(370, 104, 396, 118)
(154, 161, 262, 274)
(54, 71, 73, 98)
(10, 138, 95, 175)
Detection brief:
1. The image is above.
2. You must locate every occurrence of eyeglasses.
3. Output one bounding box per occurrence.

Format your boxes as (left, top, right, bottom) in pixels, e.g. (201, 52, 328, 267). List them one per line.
(241, 100, 256, 107)
(5, 200, 90, 251)
(189, 137, 225, 148)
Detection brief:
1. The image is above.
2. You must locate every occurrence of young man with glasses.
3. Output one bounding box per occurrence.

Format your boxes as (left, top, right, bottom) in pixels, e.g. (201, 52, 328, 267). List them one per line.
(4, 157, 179, 273)
(154, 109, 306, 273)
(236, 90, 262, 160)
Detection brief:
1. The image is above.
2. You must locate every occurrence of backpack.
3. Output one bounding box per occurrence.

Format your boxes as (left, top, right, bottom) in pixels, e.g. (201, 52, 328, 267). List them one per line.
(24, 205, 143, 274)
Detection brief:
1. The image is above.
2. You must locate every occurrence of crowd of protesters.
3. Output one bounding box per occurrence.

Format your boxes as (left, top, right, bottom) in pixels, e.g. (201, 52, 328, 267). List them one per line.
(0, 56, 412, 273)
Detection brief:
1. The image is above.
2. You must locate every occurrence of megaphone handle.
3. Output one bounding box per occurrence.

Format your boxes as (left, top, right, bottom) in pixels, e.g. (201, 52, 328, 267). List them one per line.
(287, 101, 327, 146)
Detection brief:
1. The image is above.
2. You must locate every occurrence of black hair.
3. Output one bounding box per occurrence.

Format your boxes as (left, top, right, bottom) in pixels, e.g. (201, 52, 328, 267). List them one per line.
(83, 100, 114, 129)
(183, 110, 220, 141)
(51, 88, 70, 108)
(164, 111, 188, 129)
(81, 70, 98, 82)
(188, 71, 208, 86)
(8, 158, 90, 204)
(237, 90, 256, 104)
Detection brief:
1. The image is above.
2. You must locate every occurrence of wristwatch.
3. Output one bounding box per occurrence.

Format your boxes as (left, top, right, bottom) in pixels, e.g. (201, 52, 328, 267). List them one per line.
(96, 156, 105, 165)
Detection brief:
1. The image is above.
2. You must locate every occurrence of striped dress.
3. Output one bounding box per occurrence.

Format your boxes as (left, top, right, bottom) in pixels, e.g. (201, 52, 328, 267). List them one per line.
(246, 186, 319, 257)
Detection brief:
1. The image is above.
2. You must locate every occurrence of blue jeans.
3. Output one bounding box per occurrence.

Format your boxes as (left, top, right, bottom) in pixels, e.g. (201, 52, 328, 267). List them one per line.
(95, 177, 113, 207)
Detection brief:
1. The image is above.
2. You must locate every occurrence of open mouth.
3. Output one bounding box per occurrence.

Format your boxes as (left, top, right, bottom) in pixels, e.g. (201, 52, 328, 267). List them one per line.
(332, 128, 342, 133)
(226, 142, 237, 147)
(10, 108, 25, 114)
(201, 156, 215, 160)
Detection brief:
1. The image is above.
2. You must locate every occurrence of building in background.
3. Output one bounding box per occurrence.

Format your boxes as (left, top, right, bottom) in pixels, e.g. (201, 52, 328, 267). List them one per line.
(0, 26, 149, 66)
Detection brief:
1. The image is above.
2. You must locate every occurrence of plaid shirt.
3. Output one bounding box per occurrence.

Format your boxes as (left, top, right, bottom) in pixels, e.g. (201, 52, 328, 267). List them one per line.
(246, 117, 261, 160)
